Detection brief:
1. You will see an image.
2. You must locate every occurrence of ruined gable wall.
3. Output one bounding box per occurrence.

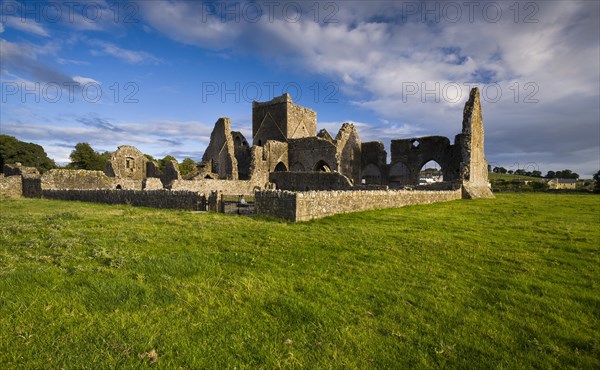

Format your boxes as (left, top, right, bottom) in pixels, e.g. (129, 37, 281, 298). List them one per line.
(106, 146, 147, 180)
(286, 101, 317, 139)
(252, 96, 288, 145)
(335, 123, 361, 185)
(202, 118, 238, 180)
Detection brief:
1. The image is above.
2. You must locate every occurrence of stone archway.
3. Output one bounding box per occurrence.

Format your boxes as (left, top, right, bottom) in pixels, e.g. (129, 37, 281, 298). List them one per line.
(361, 163, 383, 185)
(274, 162, 288, 172)
(314, 160, 331, 172)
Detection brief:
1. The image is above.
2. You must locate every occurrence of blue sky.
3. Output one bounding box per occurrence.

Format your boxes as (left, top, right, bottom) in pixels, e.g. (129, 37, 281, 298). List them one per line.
(1, 0, 599, 177)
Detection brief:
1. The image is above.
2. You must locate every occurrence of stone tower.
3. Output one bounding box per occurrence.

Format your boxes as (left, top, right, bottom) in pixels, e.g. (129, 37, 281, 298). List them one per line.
(252, 93, 317, 146)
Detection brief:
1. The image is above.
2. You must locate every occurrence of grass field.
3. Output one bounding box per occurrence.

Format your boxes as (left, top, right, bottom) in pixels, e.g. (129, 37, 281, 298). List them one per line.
(1, 194, 599, 368)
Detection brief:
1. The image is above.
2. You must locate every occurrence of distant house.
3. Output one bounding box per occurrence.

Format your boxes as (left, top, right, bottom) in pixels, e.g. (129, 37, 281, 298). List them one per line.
(547, 178, 577, 190)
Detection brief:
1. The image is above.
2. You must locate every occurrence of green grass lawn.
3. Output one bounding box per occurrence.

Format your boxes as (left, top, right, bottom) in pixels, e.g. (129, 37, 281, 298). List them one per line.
(1, 194, 598, 368)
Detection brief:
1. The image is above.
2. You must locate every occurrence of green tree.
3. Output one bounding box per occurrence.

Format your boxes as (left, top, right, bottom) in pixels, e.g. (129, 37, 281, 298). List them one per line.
(179, 158, 196, 176)
(68, 143, 109, 171)
(593, 171, 600, 193)
(545, 171, 556, 178)
(0, 135, 55, 173)
(514, 169, 526, 176)
(531, 170, 542, 177)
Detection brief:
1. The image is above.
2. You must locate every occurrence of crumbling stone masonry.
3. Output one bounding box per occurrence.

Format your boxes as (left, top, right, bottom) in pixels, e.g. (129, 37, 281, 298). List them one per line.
(0, 174, 22, 198)
(106, 145, 148, 182)
(7, 87, 493, 219)
(202, 118, 239, 180)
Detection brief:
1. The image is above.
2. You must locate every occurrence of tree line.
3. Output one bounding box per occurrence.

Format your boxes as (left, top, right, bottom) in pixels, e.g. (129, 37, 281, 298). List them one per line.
(0, 135, 197, 175)
(492, 166, 580, 179)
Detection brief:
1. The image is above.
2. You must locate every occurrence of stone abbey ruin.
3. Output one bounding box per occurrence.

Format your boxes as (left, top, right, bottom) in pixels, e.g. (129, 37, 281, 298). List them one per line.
(1, 87, 493, 221)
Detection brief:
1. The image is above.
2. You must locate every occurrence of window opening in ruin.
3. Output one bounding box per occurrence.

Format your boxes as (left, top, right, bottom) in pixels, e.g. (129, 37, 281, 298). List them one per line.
(274, 162, 287, 172)
(116, 185, 122, 190)
(412, 140, 420, 149)
(419, 160, 443, 184)
(125, 157, 134, 170)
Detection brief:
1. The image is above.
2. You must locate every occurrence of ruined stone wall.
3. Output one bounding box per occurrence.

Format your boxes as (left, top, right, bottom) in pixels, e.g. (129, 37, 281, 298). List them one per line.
(41, 169, 114, 190)
(264, 140, 289, 172)
(335, 123, 361, 185)
(0, 174, 22, 198)
(170, 179, 256, 195)
(22, 176, 42, 198)
(361, 141, 388, 185)
(41, 189, 203, 210)
(143, 177, 163, 190)
(390, 136, 461, 185)
(3, 163, 39, 177)
(255, 189, 462, 221)
(114, 179, 143, 191)
(249, 146, 269, 188)
(232, 131, 251, 180)
(160, 160, 181, 188)
(288, 137, 337, 172)
(106, 145, 147, 180)
(269, 172, 353, 191)
(202, 118, 238, 179)
(146, 161, 161, 178)
(460, 87, 494, 198)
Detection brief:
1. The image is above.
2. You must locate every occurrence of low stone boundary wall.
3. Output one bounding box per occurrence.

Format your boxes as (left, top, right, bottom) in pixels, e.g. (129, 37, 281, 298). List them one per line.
(42, 189, 204, 210)
(256, 188, 462, 221)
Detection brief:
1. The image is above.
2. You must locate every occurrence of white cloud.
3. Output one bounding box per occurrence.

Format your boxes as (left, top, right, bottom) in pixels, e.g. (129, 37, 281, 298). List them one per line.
(90, 40, 162, 65)
(73, 76, 100, 85)
(137, 0, 599, 176)
(3, 16, 49, 37)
